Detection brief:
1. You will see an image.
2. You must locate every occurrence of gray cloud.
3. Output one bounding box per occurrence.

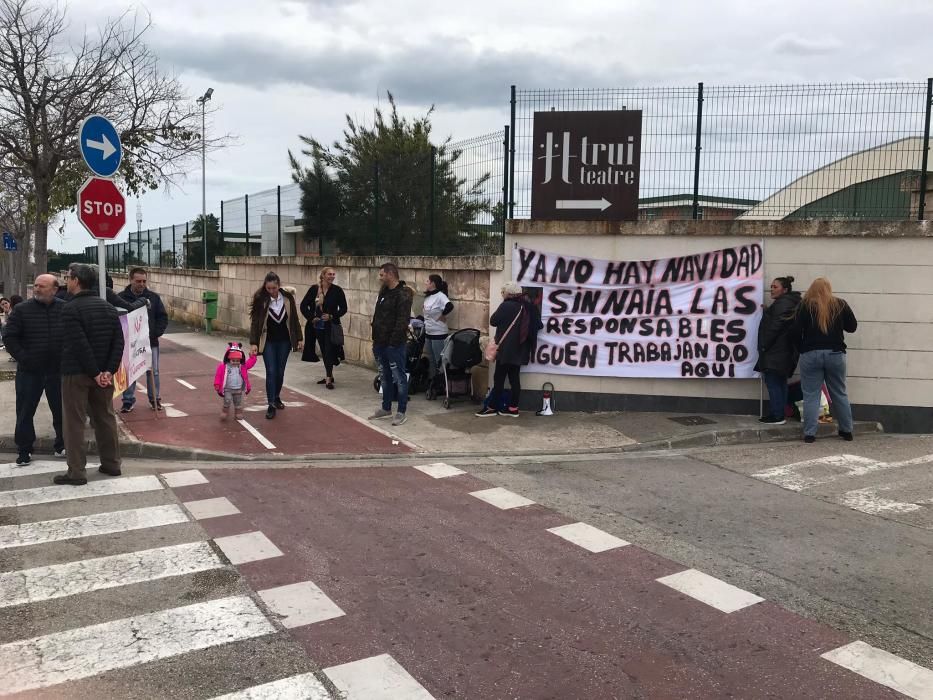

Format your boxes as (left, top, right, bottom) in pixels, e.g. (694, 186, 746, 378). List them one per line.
(151, 31, 641, 109)
(770, 33, 842, 56)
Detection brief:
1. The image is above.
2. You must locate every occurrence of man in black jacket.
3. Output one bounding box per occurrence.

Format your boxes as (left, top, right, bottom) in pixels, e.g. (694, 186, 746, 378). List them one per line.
(369, 262, 413, 426)
(56, 264, 124, 486)
(118, 267, 168, 412)
(4, 274, 66, 465)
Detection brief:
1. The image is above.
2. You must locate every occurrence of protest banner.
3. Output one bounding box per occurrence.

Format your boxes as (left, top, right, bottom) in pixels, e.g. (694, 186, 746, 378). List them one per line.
(112, 306, 151, 397)
(515, 243, 763, 379)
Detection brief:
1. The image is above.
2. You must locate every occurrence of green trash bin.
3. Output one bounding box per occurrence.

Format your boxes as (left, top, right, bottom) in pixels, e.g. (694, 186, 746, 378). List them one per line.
(202, 290, 219, 333)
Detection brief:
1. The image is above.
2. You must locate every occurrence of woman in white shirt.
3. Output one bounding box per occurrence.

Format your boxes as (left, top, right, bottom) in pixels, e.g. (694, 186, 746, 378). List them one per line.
(422, 274, 454, 378)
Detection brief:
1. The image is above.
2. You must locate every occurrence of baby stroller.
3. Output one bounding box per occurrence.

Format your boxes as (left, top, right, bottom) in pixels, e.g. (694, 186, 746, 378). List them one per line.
(426, 328, 483, 409)
(373, 318, 430, 396)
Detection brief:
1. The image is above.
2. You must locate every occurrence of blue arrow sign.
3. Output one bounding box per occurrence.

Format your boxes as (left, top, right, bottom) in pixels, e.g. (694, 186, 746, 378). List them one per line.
(79, 115, 122, 177)
(2, 232, 16, 251)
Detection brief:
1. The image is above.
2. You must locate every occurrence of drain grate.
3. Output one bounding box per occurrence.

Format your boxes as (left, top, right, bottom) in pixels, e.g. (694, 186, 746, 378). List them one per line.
(668, 416, 717, 426)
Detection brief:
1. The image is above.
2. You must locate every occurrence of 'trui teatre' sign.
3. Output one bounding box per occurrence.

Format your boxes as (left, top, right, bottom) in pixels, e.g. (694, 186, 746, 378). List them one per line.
(531, 110, 642, 221)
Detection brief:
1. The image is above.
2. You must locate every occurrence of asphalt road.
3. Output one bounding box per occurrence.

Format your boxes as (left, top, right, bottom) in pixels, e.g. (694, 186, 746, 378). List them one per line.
(466, 433, 933, 669)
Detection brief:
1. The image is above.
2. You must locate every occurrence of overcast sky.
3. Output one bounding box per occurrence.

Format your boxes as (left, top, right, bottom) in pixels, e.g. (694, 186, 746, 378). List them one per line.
(55, 0, 933, 252)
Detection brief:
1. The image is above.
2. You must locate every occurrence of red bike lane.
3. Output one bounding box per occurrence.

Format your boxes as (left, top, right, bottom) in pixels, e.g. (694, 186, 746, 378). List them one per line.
(116, 338, 409, 456)
(168, 464, 902, 700)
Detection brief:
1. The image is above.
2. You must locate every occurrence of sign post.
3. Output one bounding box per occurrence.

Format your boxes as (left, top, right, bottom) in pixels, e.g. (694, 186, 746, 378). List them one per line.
(78, 115, 123, 298)
(531, 110, 642, 221)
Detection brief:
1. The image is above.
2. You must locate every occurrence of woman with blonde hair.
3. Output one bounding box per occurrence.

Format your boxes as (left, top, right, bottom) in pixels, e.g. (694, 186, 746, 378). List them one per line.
(794, 277, 857, 443)
(300, 267, 347, 389)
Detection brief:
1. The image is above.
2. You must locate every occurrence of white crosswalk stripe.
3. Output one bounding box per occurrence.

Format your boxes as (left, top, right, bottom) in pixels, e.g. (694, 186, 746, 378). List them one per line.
(0, 595, 276, 696)
(0, 460, 96, 479)
(0, 474, 163, 508)
(209, 672, 331, 699)
(0, 541, 223, 608)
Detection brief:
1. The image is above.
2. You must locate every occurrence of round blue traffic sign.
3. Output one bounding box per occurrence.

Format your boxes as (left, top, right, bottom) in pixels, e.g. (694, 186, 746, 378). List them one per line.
(79, 115, 122, 177)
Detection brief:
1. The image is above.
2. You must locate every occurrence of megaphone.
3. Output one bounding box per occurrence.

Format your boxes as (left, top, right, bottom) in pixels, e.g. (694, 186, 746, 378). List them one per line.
(536, 381, 555, 416)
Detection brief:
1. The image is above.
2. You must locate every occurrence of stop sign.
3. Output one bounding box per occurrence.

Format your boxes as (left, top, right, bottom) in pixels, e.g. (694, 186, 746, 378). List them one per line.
(77, 177, 126, 239)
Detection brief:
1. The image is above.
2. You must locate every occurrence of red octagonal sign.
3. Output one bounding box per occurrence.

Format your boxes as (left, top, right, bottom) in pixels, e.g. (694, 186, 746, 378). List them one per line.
(77, 176, 126, 239)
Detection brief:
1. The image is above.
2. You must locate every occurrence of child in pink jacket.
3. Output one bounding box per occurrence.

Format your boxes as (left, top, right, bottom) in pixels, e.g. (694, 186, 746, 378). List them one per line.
(213, 342, 257, 419)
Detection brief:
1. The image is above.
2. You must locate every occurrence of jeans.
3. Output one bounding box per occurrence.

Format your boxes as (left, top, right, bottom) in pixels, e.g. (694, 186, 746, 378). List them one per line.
(262, 340, 291, 405)
(425, 337, 446, 377)
(799, 349, 853, 437)
(122, 345, 160, 406)
(15, 371, 64, 454)
(763, 370, 788, 420)
(374, 343, 408, 414)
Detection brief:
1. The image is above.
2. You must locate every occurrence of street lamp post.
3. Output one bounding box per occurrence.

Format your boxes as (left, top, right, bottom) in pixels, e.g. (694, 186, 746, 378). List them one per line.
(197, 87, 214, 269)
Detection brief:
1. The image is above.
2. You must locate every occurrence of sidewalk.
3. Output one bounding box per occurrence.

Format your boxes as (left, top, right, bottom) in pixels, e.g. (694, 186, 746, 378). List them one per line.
(0, 322, 882, 461)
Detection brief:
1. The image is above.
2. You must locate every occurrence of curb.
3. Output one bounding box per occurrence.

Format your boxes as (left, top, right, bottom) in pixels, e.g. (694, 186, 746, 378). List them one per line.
(0, 420, 884, 464)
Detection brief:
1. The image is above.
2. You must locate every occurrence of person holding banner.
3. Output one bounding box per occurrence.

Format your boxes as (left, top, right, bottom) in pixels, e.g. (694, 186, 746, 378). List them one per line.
(754, 276, 801, 425)
(476, 281, 542, 418)
(118, 268, 168, 412)
(794, 277, 858, 444)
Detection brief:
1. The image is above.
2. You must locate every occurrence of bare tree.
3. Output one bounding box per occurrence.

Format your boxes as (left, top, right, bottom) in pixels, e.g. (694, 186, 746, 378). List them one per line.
(0, 0, 226, 274)
(0, 157, 33, 295)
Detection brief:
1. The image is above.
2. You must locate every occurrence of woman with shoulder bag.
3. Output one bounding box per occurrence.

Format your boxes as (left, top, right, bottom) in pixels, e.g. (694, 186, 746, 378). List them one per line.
(476, 281, 542, 418)
(754, 275, 802, 425)
(300, 267, 347, 390)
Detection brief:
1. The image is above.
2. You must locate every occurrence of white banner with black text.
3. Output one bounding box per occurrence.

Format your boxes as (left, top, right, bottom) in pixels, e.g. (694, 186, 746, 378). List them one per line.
(514, 243, 763, 378)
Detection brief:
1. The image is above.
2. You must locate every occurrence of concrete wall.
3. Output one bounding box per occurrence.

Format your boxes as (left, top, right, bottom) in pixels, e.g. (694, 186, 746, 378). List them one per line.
(503, 219, 933, 432)
(115, 255, 501, 368)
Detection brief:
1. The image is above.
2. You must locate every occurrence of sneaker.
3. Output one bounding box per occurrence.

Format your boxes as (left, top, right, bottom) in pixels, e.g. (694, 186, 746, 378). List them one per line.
(15, 453, 31, 466)
(804, 435, 816, 444)
(273, 399, 286, 410)
(759, 416, 786, 425)
(475, 407, 499, 417)
(234, 410, 244, 420)
(500, 407, 520, 418)
(98, 465, 122, 477)
(53, 473, 87, 486)
(265, 405, 276, 419)
(120, 404, 134, 414)
(150, 399, 164, 411)
(369, 408, 393, 420)
(220, 408, 229, 420)
(838, 431, 854, 442)
(392, 412, 408, 426)
(54, 448, 66, 458)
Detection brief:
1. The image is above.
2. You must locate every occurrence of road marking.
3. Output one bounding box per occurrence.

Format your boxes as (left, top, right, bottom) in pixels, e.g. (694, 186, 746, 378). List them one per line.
(0, 541, 222, 608)
(244, 401, 306, 411)
(163, 404, 189, 418)
(656, 569, 764, 613)
(0, 474, 162, 509)
(214, 531, 284, 565)
(412, 462, 466, 479)
(841, 487, 924, 516)
(238, 419, 277, 450)
(257, 581, 345, 629)
(176, 378, 197, 389)
(0, 595, 275, 696)
(546, 522, 631, 553)
(0, 461, 97, 479)
(161, 469, 209, 487)
(753, 453, 933, 492)
(209, 673, 331, 699)
(0, 505, 189, 550)
(184, 496, 241, 520)
(469, 487, 536, 510)
(325, 653, 435, 700)
(822, 641, 933, 700)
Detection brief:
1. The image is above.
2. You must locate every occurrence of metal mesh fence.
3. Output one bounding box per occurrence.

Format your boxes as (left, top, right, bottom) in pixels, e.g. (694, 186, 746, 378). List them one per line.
(510, 81, 932, 221)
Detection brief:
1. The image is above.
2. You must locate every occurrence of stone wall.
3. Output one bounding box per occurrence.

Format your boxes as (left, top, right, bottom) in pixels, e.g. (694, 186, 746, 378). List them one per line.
(114, 255, 502, 368)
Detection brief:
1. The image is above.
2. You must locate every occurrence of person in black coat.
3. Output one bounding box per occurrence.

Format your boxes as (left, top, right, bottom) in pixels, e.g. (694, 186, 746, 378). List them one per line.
(754, 275, 802, 424)
(3, 275, 66, 464)
(118, 267, 169, 412)
(300, 267, 348, 390)
(57, 263, 124, 486)
(476, 281, 543, 418)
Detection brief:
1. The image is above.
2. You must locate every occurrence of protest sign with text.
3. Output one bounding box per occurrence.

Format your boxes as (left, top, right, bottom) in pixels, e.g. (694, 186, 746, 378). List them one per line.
(515, 243, 763, 378)
(112, 306, 151, 397)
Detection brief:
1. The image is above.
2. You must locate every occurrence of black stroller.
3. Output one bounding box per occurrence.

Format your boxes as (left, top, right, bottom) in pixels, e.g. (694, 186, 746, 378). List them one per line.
(426, 328, 483, 409)
(373, 318, 431, 397)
